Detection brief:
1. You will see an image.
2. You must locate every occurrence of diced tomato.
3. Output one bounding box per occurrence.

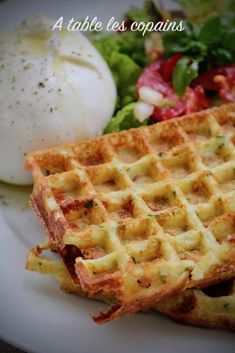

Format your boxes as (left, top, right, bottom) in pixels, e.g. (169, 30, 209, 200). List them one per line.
(192, 67, 224, 91)
(192, 64, 235, 102)
(214, 75, 235, 103)
(184, 86, 210, 113)
(151, 86, 209, 122)
(137, 57, 209, 122)
(151, 101, 185, 121)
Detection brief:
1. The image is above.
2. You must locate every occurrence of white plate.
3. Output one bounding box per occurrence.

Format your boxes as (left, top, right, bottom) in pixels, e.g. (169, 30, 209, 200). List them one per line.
(0, 1, 235, 352)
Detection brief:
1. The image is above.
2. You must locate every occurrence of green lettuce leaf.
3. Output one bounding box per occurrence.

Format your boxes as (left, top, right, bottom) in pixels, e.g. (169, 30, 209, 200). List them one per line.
(109, 51, 142, 109)
(91, 1, 162, 130)
(93, 31, 146, 112)
(93, 30, 147, 68)
(104, 103, 147, 134)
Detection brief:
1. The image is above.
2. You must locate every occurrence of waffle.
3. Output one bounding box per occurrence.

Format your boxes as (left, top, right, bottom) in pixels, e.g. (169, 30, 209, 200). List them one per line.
(26, 241, 235, 331)
(26, 240, 114, 303)
(25, 103, 235, 323)
(156, 278, 235, 331)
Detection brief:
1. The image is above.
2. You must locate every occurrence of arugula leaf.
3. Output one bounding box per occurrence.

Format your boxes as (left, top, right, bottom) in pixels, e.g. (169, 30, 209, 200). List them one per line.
(162, 19, 205, 57)
(104, 103, 146, 134)
(162, 19, 189, 55)
(173, 56, 199, 97)
(199, 16, 222, 46)
(211, 47, 234, 66)
(223, 29, 235, 51)
(163, 13, 235, 74)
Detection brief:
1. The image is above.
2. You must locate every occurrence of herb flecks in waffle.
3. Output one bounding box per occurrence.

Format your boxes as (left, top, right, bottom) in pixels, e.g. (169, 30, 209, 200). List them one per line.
(25, 104, 235, 323)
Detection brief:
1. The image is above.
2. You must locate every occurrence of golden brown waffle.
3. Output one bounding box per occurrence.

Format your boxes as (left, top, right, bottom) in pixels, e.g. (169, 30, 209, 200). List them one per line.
(26, 241, 235, 331)
(26, 240, 114, 303)
(156, 278, 235, 331)
(25, 104, 235, 323)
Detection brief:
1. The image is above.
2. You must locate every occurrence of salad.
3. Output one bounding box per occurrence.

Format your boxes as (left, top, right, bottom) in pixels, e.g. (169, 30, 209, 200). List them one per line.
(91, 0, 235, 133)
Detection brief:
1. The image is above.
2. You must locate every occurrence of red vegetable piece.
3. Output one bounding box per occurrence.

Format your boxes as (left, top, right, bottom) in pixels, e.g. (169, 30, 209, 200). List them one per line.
(137, 56, 209, 122)
(192, 64, 235, 93)
(160, 53, 182, 82)
(214, 75, 235, 103)
(137, 60, 172, 97)
(184, 85, 210, 114)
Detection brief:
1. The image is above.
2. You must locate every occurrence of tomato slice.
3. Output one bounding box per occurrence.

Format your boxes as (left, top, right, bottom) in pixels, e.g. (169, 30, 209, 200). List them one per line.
(137, 60, 173, 96)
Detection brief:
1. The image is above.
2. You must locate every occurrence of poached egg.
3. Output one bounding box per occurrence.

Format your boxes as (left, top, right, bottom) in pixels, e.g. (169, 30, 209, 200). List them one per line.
(0, 14, 116, 185)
